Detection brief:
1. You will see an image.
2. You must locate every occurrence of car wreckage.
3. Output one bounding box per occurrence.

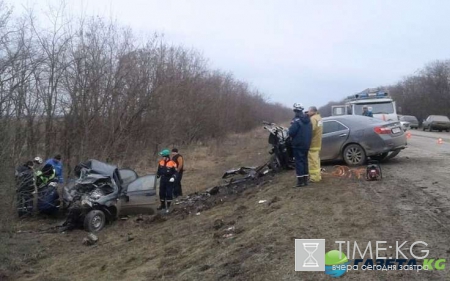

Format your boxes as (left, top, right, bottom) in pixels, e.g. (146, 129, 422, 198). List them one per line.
(62, 160, 158, 232)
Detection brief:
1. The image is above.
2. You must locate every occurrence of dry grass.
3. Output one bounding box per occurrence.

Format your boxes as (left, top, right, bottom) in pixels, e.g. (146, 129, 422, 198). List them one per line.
(132, 128, 270, 194)
(1, 127, 445, 280)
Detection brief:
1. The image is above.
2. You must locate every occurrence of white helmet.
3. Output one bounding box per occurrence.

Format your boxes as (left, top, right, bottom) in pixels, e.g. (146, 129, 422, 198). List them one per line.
(293, 103, 304, 111)
(34, 156, 43, 164)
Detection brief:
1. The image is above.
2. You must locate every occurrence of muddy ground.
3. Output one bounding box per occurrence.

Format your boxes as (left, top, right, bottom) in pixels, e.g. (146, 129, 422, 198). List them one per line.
(1, 129, 450, 280)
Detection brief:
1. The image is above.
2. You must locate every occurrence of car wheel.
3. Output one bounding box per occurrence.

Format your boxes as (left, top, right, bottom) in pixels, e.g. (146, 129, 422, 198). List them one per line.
(84, 210, 106, 232)
(446, 130, 449, 132)
(422, 126, 426, 131)
(268, 154, 282, 172)
(343, 144, 366, 166)
(439, 130, 443, 132)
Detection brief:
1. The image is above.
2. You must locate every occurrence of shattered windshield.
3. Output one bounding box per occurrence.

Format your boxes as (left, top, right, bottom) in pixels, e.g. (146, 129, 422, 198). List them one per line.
(354, 102, 394, 115)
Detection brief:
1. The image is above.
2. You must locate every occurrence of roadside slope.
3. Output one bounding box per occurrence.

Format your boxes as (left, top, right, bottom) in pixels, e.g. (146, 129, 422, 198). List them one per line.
(2, 129, 449, 281)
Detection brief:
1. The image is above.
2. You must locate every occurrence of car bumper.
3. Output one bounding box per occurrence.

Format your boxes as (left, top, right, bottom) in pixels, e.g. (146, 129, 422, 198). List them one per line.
(430, 124, 450, 130)
(364, 134, 407, 156)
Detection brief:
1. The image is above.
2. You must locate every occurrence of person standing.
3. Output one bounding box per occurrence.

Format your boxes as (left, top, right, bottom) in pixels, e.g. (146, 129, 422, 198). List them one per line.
(288, 103, 312, 187)
(45, 154, 63, 184)
(15, 161, 36, 217)
(362, 105, 373, 117)
(171, 148, 184, 198)
(157, 149, 178, 213)
(307, 106, 323, 182)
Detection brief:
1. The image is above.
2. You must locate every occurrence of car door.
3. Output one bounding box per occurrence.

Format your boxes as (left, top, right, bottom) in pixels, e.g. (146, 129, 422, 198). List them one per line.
(119, 169, 138, 189)
(119, 174, 158, 216)
(423, 116, 431, 128)
(320, 120, 350, 161)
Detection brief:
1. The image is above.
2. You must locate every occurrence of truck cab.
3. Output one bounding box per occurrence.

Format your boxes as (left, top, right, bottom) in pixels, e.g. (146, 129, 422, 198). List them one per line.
(332, 89, 398, 121)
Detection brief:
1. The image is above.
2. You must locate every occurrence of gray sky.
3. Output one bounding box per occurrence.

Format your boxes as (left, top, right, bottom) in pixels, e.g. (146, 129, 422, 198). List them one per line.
(13, 0, 450, 107)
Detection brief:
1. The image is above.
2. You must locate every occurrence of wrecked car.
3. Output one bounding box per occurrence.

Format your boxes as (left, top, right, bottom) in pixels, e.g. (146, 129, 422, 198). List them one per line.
(263, 121, 294, 171)
(62, 160, 158, 232)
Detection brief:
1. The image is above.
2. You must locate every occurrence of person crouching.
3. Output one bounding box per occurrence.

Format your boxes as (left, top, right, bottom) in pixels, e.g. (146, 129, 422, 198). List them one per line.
(157, 149, 178, 213)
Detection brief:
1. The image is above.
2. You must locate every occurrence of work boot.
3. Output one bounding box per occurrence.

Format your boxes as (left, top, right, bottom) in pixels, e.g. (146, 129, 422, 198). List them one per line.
(165, 201, 172, 214)
(303, 176, 309, 186)
(157, 201, 166, 211)
(296, 177, 304, 187)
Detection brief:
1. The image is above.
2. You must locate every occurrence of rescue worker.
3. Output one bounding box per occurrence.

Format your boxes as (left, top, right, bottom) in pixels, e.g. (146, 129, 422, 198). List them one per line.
(33, 156, 43, 169)
(157, 149, 178, 213)
(362, 105, 373, 117)
(307, 106, 323, 182)
(37, 182, 60, 215)
(45, 154, 63, 184)
(288, 103, 312, 187)
(15, 161, 36, 217)
(171, 148, 184, 198)
(36, 164, 57, 188)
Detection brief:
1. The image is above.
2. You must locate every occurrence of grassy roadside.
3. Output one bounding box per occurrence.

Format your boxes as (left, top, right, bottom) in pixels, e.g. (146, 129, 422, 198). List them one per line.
(1, 126, 444, 281)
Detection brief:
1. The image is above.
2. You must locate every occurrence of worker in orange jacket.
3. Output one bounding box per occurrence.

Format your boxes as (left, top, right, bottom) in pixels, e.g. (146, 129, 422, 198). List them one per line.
(307, 106, 323, 182)
(157, 149, 178, 213)
(171, 148, 184, 198)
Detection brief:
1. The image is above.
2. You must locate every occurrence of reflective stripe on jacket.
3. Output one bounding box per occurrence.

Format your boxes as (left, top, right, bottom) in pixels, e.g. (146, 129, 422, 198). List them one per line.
(157, 159, 178, 178)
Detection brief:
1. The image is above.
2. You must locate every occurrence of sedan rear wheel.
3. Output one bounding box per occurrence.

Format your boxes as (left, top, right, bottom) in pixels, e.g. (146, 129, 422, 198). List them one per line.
(343, 144, 366, 166)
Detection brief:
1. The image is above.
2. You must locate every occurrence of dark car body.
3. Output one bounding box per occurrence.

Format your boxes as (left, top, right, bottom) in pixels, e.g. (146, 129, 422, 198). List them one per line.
(399, 115, 419, 129)
(422, 115, 450, 132)
(320, 115, 407, 165)
(62, 159, 158, 232)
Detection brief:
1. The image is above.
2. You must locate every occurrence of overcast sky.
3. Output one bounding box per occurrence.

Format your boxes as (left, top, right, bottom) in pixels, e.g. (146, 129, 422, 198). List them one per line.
(12, 0, 450, 108)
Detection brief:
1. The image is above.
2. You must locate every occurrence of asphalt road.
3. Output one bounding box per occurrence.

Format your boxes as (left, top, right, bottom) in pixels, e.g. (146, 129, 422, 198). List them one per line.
(357, 129, 450, 279)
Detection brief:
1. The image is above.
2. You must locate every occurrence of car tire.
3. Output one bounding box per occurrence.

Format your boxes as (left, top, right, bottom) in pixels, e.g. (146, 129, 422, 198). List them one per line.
(439, 130, 443, 132)
(268, 154, 282, 172)
(84, 210, 106, 232)
(422, 126, 426, 131)
(343, 144, 366, 166)
(446, 130, 449, 132)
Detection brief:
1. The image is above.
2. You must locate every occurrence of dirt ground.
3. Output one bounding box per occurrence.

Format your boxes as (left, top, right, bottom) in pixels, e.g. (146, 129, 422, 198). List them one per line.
(1, 128, 450, 280)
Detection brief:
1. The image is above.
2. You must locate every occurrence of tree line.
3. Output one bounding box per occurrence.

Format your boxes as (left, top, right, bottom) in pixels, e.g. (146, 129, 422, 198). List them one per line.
(0, 1, 291, 183)
(319, 60, 450, 120)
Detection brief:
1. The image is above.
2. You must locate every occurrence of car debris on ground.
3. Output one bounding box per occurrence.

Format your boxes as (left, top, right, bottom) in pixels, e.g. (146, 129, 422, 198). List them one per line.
(82, 233, 98, 246)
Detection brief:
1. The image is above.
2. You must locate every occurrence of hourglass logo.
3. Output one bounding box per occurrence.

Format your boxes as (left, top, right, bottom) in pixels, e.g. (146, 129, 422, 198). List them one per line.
(295, 239, 325, 271)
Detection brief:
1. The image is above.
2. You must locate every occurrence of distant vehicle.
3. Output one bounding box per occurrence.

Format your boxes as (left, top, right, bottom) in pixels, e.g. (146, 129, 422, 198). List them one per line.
(398, 118, 410, 132)
(320, 115, 407, 166)
(331, 88, 399, 122)
(399, 115, 419, 129)
(62, 160, 158, 232)
(422, 115, 450, 132)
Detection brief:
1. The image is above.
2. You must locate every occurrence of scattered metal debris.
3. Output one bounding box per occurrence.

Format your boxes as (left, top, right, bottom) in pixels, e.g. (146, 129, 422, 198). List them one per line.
(82, 233, 98, 246)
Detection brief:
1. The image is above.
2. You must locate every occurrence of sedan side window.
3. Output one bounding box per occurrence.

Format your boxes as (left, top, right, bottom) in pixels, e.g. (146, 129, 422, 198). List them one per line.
(323, 121, 347, 134)
(127, 175, 157, 192)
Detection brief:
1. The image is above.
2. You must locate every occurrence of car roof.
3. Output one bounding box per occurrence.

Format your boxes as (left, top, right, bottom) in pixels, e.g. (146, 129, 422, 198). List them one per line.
(323, 115, 383, 122)
(323, 115, 385, 128)
(401, 115, 418, 119)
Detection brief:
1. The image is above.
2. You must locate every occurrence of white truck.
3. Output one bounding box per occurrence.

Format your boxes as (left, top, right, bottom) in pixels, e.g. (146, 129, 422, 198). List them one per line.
(331, 88, 399, 122)
(331, 88, 406, 160)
